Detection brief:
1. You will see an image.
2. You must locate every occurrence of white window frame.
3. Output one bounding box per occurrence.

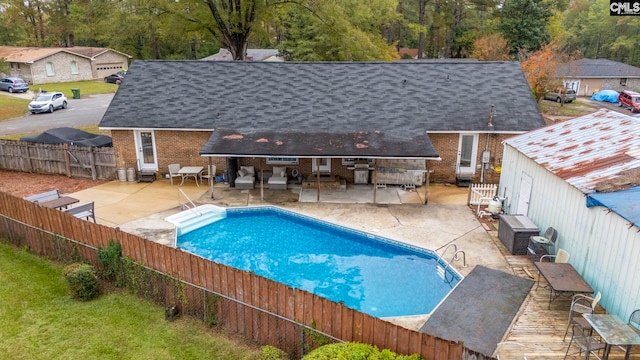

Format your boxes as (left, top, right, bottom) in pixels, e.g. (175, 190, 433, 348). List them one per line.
(266, 157, 299, 165)
(70, 61, 79, 75)
(46, 62, 55, 76)
(342, 158, 375, 166)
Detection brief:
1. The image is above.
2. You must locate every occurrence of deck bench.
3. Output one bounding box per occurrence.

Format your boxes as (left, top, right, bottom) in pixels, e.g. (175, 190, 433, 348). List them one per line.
(24, 189, 60, 203)
(63, 201, 96, 223)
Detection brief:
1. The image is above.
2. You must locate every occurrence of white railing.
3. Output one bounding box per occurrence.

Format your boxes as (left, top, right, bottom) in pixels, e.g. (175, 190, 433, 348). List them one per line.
(178, 188, 201, 215)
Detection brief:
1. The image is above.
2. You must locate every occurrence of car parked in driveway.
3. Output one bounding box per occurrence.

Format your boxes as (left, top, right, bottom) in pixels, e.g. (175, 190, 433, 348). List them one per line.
(28, 91, 68, 114)
(617, 90, 640, 112)
(543, 88, 577, 103)
(0, 77, 29, 93)
(104, 71, 126, 85)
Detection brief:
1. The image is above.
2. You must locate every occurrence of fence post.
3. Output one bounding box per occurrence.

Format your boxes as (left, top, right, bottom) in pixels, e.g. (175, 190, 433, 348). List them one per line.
(90, 147, 97, 180)
(64, 143, 71, 177)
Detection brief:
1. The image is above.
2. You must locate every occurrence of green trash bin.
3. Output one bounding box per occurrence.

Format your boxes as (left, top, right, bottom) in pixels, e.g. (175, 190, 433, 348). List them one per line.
(71, 88, 80, 99)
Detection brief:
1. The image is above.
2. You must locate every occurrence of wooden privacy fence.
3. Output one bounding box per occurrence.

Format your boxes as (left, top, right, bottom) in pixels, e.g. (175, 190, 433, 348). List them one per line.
(0, 140, 117, 180)
(0, 192, 491, 360)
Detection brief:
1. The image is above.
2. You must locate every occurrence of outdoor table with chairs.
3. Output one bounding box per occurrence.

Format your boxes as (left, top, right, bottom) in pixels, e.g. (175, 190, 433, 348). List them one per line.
(582, 313, 640, 360)
(39, 196, 79, 210)
(177, 166, 204, 186)
(534, 261, 594, 309)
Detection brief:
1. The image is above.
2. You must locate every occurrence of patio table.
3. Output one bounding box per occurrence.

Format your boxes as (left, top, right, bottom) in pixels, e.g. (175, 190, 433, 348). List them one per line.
(534, 262, 593, 309)
(583, 313, 640, 360)
(178, 166, 203, 186)
(39, 196, 79, 210)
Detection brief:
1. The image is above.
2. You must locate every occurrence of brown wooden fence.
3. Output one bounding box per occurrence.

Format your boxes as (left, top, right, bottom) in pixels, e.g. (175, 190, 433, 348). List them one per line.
(0, 191, 491, 360)
(0, 140, 117, 179)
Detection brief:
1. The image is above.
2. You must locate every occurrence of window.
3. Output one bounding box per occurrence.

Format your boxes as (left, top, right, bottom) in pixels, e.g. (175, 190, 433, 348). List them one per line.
(621, 78, 627, 86)
(342, 158, 375, 166)
(266, 157, 299, 165)
(46, 62, 55, 76)
(70, 61, 79, 75)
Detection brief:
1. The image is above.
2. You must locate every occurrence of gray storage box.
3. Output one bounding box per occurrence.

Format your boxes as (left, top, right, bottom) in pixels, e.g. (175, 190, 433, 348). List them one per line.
(498, 215, 539, 255)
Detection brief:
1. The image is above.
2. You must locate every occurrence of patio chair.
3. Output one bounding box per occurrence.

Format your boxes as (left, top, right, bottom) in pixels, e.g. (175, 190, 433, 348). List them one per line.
(563, 292, 602, 341)
(528, 226, 558, 261)
(540, 248, 570, 263)
(234, 166, 256, 189)
(617, 309, 640, 354)
(199, 165, 216, 186)
(168, 163, 181, 185)
(564, 324, 605, 360)
(495, 341, 527, 360)
(630, 309, 640, 333)
(268, 166, 287, 190)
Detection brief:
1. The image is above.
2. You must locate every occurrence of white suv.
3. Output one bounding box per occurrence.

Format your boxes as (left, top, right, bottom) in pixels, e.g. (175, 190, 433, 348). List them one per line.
(29, 91, 68, 114)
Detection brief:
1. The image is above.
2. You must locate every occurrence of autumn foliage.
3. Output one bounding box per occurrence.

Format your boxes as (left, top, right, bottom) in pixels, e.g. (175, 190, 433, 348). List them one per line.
(519, 42, 574, 102)
(471, 33, 511, 61)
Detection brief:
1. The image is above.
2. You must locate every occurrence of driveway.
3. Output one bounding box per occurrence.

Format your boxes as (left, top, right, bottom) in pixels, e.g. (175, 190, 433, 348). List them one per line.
(0, 92, 114, 135)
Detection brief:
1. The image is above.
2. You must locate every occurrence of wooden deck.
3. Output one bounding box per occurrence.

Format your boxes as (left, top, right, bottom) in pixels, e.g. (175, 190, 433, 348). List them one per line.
(489, 232, 640, 359)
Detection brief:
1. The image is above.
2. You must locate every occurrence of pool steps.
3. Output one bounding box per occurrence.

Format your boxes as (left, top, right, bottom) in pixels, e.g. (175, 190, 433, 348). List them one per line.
(165, 204, 228, 238)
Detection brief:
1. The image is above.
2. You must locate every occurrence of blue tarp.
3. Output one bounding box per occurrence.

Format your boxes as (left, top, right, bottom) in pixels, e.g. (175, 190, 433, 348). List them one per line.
(586, 186, 640, 228)
(591, 90, 620, 103)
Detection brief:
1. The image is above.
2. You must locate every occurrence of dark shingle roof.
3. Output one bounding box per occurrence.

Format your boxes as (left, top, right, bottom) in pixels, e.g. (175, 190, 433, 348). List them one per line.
(556, 58, 640, 78)
(100, 60, 543, 133)
(99, 60, 543, 158)
(201, 129, 438, 158)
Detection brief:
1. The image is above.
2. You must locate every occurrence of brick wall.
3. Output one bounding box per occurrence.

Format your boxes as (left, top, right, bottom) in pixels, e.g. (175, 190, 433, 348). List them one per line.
(30, 53, 94, 85)
(112, 130, 512, 185)
(428, 133, 511, 184)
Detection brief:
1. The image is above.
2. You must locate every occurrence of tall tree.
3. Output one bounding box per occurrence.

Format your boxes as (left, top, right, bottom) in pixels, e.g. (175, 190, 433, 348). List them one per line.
(471, 33, 510, 60)
(276, 0, 399, 61)
(520, 41, 569, 102)
(497, 0, 553, 55)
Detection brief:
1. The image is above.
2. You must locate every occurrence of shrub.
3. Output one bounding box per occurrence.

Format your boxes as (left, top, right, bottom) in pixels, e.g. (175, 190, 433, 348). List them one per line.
(96, 240, 124, 286)
(302, 342, 422, 360)
(63, 263, 99, 301)
(259, 345, 290, 360)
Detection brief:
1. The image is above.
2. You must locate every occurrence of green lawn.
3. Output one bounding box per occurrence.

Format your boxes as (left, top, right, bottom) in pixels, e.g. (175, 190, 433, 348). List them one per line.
(0, 80, 117, 122)
(0, 242, 260, 360)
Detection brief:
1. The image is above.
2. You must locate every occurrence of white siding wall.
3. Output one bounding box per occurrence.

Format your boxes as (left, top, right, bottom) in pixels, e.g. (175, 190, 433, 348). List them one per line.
(499, 144, 640, 320)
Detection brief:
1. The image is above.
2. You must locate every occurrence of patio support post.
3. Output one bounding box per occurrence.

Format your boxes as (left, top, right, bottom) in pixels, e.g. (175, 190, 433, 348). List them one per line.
(208, 157, 214, 199)
(316, 159, 321, 202)
(373, 166, 377, 204)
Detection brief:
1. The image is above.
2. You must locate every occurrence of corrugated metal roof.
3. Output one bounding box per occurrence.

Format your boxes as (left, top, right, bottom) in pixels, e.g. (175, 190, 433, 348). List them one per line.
(504, 109, 640, 193)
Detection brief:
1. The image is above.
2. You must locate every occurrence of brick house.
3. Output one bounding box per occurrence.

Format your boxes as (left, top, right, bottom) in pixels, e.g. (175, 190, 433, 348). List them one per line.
(99, 60, 544, 188)
(555, 58, 640, 96)
(0, 46, 130, 85)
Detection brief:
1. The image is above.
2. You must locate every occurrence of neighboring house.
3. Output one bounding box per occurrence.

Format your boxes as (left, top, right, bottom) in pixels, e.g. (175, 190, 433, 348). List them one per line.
(98, 60, 544, 188)
(555, 58, 640, 96)
(498, 109, 640, 321)
(397, 48, 420, 59)
(0, 46, 131, 85)
(201, 48, 284, 62)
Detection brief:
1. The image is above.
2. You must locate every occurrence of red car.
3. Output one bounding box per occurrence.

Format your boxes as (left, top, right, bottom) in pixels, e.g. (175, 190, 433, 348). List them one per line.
(618, 90, 640, 112)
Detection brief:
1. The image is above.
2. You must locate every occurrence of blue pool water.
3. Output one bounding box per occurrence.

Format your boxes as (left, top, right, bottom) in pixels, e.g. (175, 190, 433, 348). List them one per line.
(176, 206, 461, 318)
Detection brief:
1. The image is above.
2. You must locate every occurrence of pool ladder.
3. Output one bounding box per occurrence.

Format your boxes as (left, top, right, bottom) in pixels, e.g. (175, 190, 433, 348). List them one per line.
(437, 244, 467, 281)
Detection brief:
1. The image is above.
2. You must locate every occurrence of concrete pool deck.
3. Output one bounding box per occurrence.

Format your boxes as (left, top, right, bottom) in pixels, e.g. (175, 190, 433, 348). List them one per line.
(68, 179, 508, 330)
(68, 179, 508, 275)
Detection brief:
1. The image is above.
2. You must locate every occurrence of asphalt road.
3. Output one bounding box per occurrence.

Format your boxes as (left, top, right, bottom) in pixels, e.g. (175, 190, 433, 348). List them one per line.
(0, 93, 114, 136)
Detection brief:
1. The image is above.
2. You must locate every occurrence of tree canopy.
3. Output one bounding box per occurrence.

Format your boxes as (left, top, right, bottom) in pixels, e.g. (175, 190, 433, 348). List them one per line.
(1, 0, 640, 67)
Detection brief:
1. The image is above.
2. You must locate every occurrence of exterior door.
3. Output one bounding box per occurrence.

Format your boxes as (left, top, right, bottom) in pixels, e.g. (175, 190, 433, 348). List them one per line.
(134, 130, 158, 171)
(312, 158, 331, 174)
(515, 172, 533, 216)
(457, 133, 478, 175)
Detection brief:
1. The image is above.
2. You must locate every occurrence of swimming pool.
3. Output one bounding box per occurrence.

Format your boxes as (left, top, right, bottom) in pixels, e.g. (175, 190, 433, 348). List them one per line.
(175, 206, 462, 318)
